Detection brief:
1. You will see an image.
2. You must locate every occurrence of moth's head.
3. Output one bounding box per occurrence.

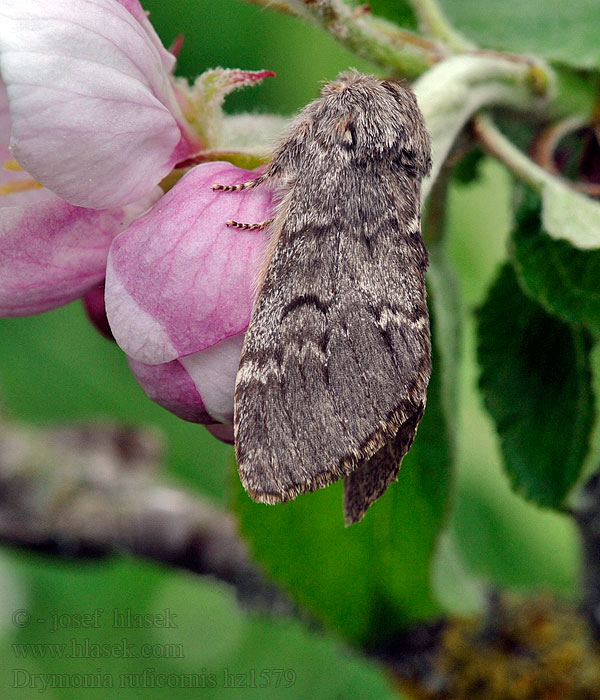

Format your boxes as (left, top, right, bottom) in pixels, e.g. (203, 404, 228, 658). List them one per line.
(318, 70, 432, 176)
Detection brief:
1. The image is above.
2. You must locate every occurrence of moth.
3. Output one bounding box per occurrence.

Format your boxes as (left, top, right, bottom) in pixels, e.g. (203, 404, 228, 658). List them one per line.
(214, 70, 432, 524)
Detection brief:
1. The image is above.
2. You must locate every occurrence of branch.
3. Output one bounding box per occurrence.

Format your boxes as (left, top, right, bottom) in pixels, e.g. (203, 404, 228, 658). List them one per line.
(243, 0, 443, 78)
(0, 420, 293, 614)
(472, 112, 552, 189)
(572, 472, 600, 642)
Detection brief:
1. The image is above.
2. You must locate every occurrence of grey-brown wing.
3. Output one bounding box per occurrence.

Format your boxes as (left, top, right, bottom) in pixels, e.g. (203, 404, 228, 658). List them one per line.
(234, 182, 430, 516)
(343, 403, 424, 524)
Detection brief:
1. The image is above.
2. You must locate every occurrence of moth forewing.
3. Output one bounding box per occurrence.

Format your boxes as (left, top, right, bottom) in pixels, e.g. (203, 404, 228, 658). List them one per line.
(215, 70, 432, 524)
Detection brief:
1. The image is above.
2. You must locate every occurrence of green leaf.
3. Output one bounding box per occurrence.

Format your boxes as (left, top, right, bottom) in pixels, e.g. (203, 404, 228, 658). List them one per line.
(367, 0, 417, 30)
(431, 531, 485, 616)
(540, 178, 600, 249)
(0, 554, 403, 700)
(441, 0, 600, 72)
(477, 263, 594, 508)
(512, 187, 600, 334)
(554, 66, 600, 120)
(451, 147, 486, 186)
(428, 242, 461, 439)
(232, 258, 458, 646)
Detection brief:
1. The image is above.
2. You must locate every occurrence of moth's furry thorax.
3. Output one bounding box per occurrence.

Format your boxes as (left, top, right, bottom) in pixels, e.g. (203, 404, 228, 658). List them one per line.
(284, 70, 434, 175)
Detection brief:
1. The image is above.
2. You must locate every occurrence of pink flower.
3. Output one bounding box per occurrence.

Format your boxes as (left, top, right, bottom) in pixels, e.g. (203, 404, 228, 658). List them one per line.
(0, 0, 199, 208)
(0, 0, 277, 435)
(0, 78, 160, 316)
(107, 161, 273, 430)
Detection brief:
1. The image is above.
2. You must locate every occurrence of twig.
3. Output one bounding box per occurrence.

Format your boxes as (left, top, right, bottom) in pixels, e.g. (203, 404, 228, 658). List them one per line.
(0, 421, 293, 614)
(572, 472, 600, 641)
(472, 112, 555, 189)
(244, 0, 442, 77)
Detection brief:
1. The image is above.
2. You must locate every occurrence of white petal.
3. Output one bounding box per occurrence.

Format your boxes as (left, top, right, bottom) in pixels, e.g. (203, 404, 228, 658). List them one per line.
(0, 0, 195, 208)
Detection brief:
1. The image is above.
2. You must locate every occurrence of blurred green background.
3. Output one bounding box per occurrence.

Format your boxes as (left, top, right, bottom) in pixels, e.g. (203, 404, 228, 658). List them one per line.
(0, 0, 584, 697)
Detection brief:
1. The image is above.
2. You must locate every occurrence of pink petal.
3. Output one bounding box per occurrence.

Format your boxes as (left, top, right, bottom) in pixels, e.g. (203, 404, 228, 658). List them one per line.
(1, 79, 53, 207)
(0, 188, 160, 317)
(2, 76, 146, 319)
(0, 0, 197, 209)
(130, 356, 238, 443)
(128, 356, 213, 424)
(82, 284, 114, 340)
(206, 424, 235, 445)
(105, 162, 272, 364)
(179, 332, 245, 423)
(0, 82, 11, 145)
(128, 330, 244, 427)
(115, 0, 176, 75)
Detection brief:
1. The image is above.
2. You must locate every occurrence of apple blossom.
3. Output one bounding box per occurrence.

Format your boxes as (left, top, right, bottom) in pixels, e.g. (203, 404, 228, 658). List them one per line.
(0, 79, 161, 316)
(106, 161, 274, 429)
(0, 0, 202, 209)
(0, 0, 279, 436)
